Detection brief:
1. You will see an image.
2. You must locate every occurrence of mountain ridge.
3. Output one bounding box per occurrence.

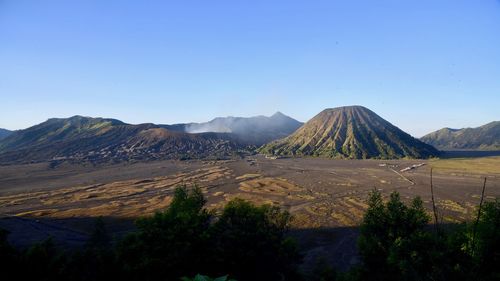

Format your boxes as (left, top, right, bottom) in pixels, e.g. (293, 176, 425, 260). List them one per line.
(421, 121, 500, 150)
(0, 128, 12, 140)
(0, 116, 245, 164)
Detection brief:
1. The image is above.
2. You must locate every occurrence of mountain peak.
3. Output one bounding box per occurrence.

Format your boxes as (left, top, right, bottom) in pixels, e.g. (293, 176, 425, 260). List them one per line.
(271, 111, 299, 122)
(261, 106, 438, 159)
(322, 105, 370, 113)
(167, 113, 302, 145)
(272, 111, 286, 117)
(331, 105, 366, 109)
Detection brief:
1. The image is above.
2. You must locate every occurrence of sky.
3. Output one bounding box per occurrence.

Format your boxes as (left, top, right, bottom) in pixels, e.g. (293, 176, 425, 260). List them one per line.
(1, 0, 499, 137)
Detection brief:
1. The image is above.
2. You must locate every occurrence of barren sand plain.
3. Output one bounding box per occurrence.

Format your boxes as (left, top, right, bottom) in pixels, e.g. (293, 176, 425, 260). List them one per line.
(1, 155, 498, 269)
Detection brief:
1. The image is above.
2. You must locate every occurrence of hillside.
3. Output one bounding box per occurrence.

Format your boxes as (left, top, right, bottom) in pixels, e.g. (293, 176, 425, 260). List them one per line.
(421, 121, 500, 150)
(162, 112, 302, 146)
(260, 106, 439, 159)
(0, 116, 126, 152)
(0, 129, 11, 140)
(0, 116, 244, 164)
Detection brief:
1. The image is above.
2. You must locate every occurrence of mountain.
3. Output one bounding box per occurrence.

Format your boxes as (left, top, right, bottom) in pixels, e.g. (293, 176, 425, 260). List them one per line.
(0, 128, 12, 140)
(421, 121, 500, 150)
(162, 112, 303, 146)
(0, 116, 244, 164)
(0, 116, 126, 152)
(260, 106, 439, 159)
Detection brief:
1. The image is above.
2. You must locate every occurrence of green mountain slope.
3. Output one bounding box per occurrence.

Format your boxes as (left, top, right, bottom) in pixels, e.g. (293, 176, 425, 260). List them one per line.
(0, 116, 125, 152)
(260, 106, 439, 159)
(421, 121, 500, 150)
(0, 116, 244, 164)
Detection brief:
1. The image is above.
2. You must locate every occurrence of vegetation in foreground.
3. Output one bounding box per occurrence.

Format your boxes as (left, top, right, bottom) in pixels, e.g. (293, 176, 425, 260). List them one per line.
(0, 186, 498, 281)
(0, 186, 300, 281)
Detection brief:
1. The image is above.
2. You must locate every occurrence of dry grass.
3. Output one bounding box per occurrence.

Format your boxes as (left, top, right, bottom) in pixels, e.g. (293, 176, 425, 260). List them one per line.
(430, 156, 500, 175)
(437, 199, 468, 214)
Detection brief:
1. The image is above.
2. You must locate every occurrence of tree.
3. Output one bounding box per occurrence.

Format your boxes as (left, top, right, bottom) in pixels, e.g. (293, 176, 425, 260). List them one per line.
(116, 186, 212, 281)
(470, 200, 500, 281)
(357, 190, 433, 281)
(115, 186, 301, 281)
(209, 199, 301, 281)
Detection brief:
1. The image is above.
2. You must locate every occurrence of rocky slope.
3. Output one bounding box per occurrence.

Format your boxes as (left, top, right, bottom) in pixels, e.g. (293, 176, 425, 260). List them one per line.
(260, 106, 439, 159)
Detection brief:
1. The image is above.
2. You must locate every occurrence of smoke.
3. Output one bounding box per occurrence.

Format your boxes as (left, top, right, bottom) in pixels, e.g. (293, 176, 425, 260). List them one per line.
(185, 119, 234, 134)
(184, 113, 294, 135)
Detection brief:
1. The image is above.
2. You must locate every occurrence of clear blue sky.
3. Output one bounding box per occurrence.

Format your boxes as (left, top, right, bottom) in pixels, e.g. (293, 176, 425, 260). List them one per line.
(1, 0, 499, 137)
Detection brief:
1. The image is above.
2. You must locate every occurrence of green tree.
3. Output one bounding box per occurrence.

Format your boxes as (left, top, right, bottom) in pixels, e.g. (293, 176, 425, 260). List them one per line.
(116, 186, 212, 281)
(209, 199, 301, 281)
(357, 190, 433, 281)
(470, 200, 500, 281)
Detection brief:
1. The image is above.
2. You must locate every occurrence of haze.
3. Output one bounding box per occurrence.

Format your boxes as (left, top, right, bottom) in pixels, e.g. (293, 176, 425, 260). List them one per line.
(1, 0, 499, 137)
